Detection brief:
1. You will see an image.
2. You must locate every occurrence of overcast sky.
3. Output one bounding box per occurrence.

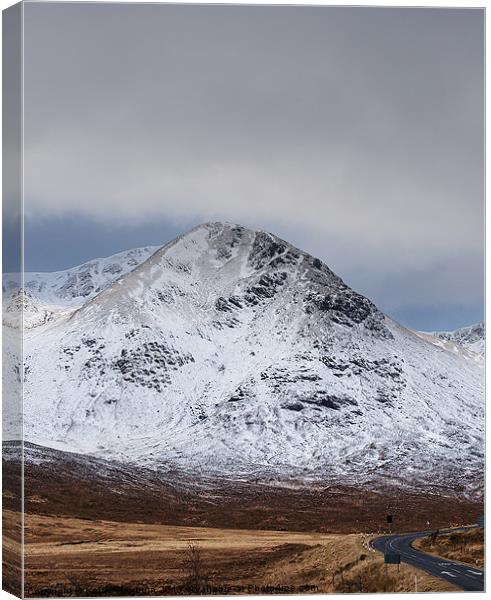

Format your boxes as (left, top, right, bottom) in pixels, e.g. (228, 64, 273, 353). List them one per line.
(21, 3, 484, 331)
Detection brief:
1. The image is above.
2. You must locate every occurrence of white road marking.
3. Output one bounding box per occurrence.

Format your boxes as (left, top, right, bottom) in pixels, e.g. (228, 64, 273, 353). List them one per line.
(440, 571, 457, 578)
(467, 570, 483, 576)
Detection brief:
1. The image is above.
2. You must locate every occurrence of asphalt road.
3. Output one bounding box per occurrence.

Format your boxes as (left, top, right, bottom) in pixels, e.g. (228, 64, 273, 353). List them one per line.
(371, 528, 484, 592)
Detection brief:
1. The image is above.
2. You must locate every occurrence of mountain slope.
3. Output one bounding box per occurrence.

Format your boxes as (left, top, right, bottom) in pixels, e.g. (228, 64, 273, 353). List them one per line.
(13, 223, 484, 497)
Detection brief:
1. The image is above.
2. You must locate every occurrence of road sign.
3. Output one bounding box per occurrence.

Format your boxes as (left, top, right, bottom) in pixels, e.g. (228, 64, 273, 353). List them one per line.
(384, 552, 401, 564)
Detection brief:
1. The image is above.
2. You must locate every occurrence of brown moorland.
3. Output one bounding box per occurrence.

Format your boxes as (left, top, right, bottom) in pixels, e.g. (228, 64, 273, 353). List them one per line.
(2, 511, 457, 597)
(2, 446, 483, 534)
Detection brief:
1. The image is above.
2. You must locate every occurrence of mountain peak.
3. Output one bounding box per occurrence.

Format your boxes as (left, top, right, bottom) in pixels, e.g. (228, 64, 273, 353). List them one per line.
(72, 221, 393, 343)
(176, 221, 333, 277)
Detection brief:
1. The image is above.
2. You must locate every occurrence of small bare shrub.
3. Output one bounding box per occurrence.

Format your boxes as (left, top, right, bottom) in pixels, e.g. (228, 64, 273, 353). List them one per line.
(182, 541, 209, 593)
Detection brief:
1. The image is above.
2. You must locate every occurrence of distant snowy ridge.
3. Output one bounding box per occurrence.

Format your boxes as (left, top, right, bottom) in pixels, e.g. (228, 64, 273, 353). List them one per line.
(433, 322, 484, 356)
(2, 245, 158, 328)
(415, 321, 484, 363)
(4, 223, 484, 497)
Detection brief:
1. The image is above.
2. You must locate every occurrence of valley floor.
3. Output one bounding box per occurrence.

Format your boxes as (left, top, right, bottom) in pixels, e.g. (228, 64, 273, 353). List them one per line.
(2, 446, 484, 595)
(4, 510, 457, 596)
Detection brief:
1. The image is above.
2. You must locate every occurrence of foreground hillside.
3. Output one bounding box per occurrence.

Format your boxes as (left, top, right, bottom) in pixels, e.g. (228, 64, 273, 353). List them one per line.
(3, 442, 483, 534)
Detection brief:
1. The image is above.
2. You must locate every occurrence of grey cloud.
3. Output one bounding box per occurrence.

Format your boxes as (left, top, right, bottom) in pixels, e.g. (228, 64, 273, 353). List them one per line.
(22, 4, 484, 323)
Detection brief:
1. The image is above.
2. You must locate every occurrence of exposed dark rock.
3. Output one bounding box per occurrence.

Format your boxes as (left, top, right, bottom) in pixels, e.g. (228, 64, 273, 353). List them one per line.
(109, 342, 194, 392)
(58, 268, 96, 299)
(248, 232, 288, 270)
(244, 272, 288, 305)
(282, 402, 304, 411)
(102, 263, 123, 275)
(302, 392, 357, 410)
(228, 384, 253, 402)
(308, 288, 374, 325)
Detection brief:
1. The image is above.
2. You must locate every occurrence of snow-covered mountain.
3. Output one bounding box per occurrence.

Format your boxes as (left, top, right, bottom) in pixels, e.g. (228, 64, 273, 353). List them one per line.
(432, 322, 484, 357)
(4, 223, 484, 496)
(414, 322, 484, 366)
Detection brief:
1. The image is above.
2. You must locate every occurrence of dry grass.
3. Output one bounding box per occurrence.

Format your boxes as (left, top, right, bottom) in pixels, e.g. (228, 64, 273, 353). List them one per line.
(0, 511, 460, 596)
(263, 532, 456, 593)
(2, 507, 23, 596)
(413, 528, 484, 569)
